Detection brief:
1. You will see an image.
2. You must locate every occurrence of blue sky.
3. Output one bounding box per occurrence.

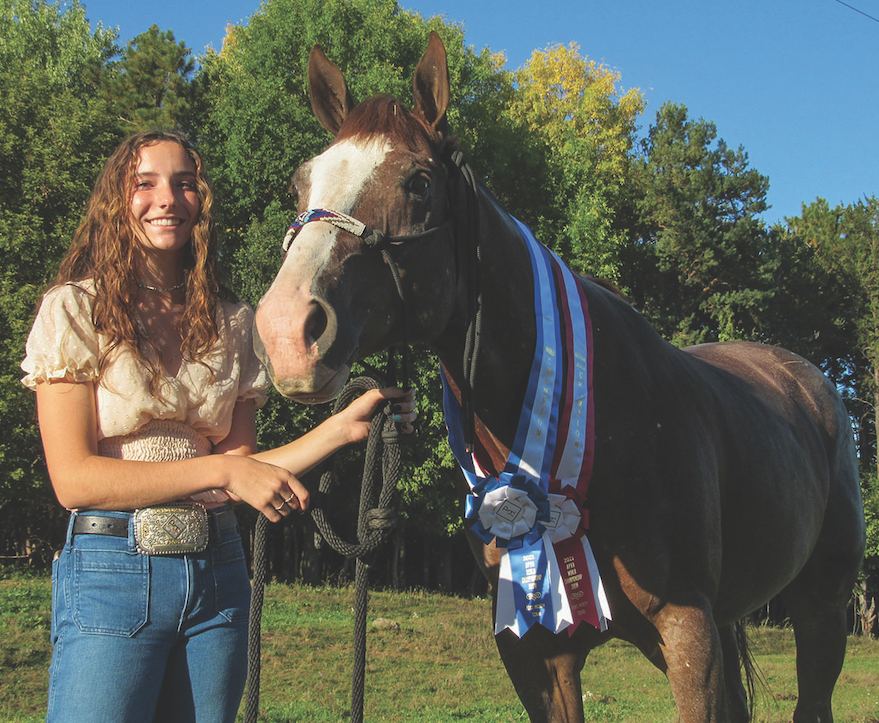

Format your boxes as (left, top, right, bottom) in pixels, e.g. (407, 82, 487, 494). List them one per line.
(79, 0, 879, 227)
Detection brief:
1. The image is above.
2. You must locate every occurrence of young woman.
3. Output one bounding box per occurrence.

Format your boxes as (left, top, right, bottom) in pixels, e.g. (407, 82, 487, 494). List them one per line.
(21, 130, 415, 723)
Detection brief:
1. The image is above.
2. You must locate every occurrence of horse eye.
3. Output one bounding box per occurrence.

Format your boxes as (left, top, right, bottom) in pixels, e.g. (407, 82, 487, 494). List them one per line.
(407, 174, 431, 199)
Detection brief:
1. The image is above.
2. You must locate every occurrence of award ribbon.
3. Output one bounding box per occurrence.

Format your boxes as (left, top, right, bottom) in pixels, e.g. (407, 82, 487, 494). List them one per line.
(442, 219, 611, 636)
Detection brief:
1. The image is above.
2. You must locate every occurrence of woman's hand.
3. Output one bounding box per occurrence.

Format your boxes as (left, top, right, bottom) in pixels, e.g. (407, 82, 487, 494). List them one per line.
(214, 454, 310, 522)
(339, 387, 417, 443)
(247, 388, 417, 486)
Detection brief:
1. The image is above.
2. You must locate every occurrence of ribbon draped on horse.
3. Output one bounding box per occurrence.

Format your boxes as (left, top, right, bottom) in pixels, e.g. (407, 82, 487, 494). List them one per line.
(443, 220, 611, 637)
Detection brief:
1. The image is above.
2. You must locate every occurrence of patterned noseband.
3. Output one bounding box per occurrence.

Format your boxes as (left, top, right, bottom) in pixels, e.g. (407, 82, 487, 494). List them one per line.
(282, 208, 450, 253)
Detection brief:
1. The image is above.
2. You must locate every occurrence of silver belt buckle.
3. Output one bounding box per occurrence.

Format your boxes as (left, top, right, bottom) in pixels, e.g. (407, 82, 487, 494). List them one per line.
(133, 503, 209, 555)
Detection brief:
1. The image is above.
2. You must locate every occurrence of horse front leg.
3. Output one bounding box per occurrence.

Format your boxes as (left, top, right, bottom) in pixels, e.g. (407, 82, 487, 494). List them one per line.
(495, 625, 589, 723)
(653, 601, 728, 723)
(470, 533, 592, 722)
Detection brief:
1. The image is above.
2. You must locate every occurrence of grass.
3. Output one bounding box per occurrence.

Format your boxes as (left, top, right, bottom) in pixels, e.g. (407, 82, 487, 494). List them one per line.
(1, 569, 877, 722)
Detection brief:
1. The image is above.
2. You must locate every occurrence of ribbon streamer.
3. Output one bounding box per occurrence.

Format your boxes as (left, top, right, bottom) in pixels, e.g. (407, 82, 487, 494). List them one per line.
(442, 219, 611, 637)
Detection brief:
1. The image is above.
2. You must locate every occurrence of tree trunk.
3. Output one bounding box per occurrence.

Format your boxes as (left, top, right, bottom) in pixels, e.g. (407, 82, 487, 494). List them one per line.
(856, 577, 877, 637)
(422, 537, 432, 588)
(300, 529, 324, 586)
(438, 542, 452, 592)
(874, 368, 878, 463)
(390, 530, 405, 590)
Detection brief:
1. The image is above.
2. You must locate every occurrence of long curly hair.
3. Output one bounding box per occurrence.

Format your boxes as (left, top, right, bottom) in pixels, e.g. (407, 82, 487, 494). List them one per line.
(55, 130, 221, 393)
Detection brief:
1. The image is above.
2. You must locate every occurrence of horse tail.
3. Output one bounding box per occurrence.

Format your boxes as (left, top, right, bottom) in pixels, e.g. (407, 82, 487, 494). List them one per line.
(735, 620, 759, 721)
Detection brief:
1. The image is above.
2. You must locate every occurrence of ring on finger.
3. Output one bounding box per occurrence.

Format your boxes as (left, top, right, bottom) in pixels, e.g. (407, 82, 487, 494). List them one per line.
(284, 493, 296, 505)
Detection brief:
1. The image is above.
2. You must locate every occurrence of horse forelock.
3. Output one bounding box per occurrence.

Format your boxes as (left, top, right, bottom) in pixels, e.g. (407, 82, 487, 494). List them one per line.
(304, 138, 392, 214)
(336, 94, 445, 154)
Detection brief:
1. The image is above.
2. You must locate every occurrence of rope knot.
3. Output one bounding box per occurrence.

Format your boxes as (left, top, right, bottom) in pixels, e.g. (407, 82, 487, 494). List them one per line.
(365, 508, 396, 531)
(363, 228, 387, 248)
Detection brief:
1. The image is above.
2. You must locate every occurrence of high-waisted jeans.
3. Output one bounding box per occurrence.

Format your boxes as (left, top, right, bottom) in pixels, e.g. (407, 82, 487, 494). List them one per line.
(47, 507, 251, 723)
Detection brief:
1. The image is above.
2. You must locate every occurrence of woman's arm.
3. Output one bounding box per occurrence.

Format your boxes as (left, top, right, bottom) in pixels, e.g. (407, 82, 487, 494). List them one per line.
(35, 380, 303, 520)
(249, 387, 416, 476)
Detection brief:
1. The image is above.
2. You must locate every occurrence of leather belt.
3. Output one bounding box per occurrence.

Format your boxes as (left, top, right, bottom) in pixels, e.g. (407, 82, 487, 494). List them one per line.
(72, 507, 238, 540)
(72, 515, 129, 537)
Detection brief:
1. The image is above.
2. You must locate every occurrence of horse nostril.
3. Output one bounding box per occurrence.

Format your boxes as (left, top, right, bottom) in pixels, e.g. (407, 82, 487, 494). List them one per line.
(305, 300, 328, 347)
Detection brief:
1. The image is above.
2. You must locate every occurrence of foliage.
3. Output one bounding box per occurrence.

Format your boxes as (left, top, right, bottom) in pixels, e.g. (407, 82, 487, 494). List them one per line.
(0, 0, 120, 513)
(626, 102, 774, 347)
(504, 43, 644, 281)
(862, 473, 879, 585)
(787, 197, 879, 464)
(99, 25, 195, 134)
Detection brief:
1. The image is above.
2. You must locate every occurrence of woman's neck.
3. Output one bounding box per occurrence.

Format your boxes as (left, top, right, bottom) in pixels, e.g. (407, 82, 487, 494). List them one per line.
(136, 251, 184, 293)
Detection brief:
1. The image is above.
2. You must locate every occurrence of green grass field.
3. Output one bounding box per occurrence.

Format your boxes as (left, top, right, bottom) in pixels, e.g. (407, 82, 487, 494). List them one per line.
(1, 571, 877, 722)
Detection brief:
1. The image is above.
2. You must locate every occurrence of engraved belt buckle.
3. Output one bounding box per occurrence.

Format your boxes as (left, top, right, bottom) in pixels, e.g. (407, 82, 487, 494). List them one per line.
(133, 502, 209, 555)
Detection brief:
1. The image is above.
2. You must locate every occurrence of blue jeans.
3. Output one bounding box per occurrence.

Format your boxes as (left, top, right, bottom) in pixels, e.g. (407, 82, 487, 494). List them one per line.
(47, 507, 251, 723)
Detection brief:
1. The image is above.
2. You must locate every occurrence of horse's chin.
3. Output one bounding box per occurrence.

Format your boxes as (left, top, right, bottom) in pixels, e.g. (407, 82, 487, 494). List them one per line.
(271, 364, 351, 405)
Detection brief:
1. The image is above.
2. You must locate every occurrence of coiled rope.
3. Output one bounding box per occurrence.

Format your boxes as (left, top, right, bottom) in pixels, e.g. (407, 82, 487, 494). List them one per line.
(244, 376, 403, 723)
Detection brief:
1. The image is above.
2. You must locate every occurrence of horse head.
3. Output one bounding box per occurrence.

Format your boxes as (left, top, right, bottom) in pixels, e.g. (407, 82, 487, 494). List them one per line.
(254, 32, 461, 403)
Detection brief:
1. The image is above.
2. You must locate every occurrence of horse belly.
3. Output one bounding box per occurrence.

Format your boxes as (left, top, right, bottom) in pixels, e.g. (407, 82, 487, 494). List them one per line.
(709, 385, 838, 622)
(713, 492, 826, 625)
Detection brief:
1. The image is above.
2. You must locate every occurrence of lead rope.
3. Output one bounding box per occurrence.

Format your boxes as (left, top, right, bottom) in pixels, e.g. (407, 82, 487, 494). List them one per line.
(244, 258, 409, 723)
(244, 378, 402, 723)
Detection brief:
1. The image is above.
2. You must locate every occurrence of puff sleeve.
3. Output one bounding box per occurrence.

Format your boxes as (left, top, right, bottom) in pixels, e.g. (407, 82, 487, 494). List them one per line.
(229, 302, 270, 408)
(21, 283, 100, 389)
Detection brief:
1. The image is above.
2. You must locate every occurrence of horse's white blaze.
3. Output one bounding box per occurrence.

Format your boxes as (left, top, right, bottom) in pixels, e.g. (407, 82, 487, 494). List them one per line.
(273, 138, 391, 289)
(309, 138, 392, 212)
(255, 137, 391, 398)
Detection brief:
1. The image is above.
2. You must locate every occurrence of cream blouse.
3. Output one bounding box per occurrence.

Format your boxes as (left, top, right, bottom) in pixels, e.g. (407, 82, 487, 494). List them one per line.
(21, 281, 270, 502)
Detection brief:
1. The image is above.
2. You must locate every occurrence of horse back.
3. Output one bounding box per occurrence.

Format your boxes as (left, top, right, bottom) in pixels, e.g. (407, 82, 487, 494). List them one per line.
(683, 341, 865, 616)
(584, 281, 863, 621)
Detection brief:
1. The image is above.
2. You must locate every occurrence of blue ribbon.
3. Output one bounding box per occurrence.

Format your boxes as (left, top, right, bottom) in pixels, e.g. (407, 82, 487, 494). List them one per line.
(442, 219, 605, 635)
(509, 535, 555, 631)
(465, 473, 551, 550)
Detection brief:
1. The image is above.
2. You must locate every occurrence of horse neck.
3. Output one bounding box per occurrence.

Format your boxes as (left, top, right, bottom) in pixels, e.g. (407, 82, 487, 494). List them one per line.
(431, 188, 537, 474)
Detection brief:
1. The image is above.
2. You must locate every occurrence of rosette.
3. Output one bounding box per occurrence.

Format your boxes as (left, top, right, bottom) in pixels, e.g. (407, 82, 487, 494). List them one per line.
(544, 493, 583, 543)
(442, 219, 611, 636)
(465, 473, 551, 549)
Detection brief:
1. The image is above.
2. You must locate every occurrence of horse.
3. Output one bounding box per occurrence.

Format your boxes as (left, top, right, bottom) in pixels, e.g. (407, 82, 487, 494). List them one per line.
(252, 32, 866, 723)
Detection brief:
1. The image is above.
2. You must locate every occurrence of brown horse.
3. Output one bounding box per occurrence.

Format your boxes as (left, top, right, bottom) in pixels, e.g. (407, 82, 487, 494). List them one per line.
(253, 32, 866, 723)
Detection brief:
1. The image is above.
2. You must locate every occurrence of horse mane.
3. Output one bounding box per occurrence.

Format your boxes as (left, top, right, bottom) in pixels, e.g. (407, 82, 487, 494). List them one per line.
(585, 274, 633, 305)
(336, 94, 448, 154)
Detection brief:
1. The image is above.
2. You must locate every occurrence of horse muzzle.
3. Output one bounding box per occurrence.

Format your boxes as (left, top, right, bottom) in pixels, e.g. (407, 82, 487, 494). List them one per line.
(253, 287, 354, 404)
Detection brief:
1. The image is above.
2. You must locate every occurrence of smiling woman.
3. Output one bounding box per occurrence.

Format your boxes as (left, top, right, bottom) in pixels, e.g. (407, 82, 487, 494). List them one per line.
(130, 142, 201, 268)
(19, 130, 417, 723)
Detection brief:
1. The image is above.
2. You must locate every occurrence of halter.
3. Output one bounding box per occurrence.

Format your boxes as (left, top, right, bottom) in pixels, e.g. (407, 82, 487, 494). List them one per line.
(282, 208, 451, 253)
(280, 152, 483, 451)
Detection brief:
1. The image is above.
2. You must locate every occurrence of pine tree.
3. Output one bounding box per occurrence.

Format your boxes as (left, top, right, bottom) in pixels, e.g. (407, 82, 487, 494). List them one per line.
(102, 25, 195, 133)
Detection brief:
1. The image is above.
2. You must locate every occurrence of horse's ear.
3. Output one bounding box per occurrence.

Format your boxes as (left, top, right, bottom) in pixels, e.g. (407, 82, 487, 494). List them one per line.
(308, 44, 356, 137)
(412, 31, 450, 135)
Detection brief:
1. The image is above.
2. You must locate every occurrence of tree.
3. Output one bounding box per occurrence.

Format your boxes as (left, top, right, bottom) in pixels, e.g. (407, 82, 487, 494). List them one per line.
(627, 102, 773, 346)
(0, 0, 120, 561)
(100, 25, 195, 133)
(787, 197, 879, 464)
(503, 43, 644, 281)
